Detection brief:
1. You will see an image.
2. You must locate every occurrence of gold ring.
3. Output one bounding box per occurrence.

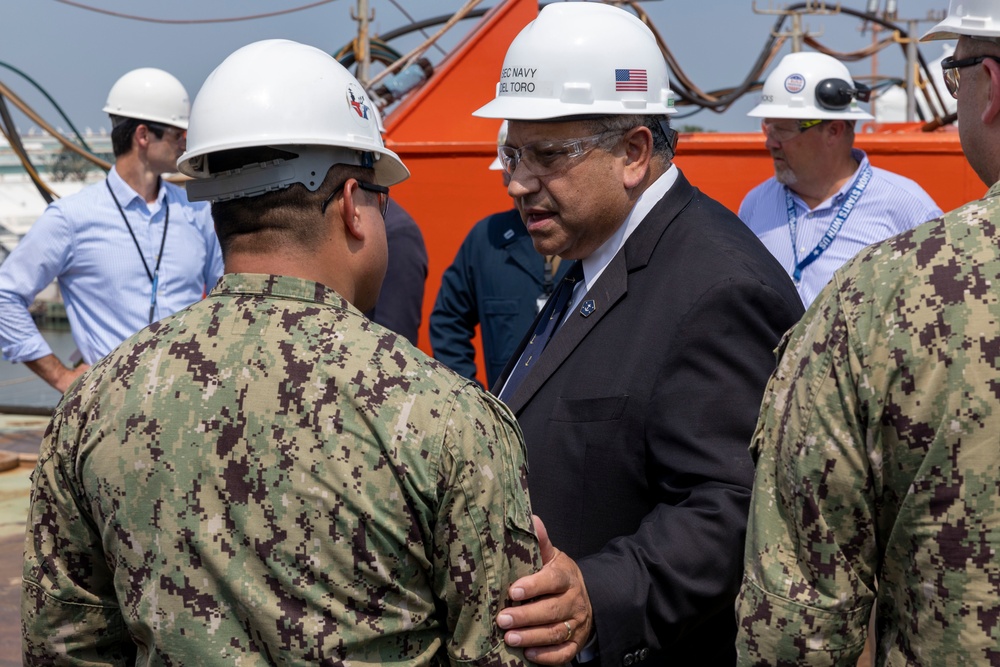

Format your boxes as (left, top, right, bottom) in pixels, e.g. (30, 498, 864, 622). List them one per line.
(564, 620, 574, 642)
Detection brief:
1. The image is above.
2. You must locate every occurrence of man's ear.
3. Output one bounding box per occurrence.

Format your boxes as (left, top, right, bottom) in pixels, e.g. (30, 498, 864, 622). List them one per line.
(623, 125, 654, 189)
(826, 119, 849, 141)
(982, 58, 1000, 126)
(335, 179, 367, 242)
(133, 124, 152, 150)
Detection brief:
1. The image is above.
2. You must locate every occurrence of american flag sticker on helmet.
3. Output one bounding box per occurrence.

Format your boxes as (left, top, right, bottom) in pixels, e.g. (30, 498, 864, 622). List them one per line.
(615, 69, 647, 92)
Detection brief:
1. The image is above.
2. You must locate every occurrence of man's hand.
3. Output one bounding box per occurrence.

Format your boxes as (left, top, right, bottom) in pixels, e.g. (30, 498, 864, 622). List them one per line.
(496, 515, 594, 665)
(26, 354, 90, 393)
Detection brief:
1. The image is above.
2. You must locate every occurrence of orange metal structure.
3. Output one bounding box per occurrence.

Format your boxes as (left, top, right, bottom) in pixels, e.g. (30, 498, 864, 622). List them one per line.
(382, 0, 537, 381)
(382, 0, 981, 385)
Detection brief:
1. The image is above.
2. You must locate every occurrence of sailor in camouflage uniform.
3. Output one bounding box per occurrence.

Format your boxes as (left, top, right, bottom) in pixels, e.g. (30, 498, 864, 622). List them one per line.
(736, 4, 1000, 665)
(22, 40, 541, 666)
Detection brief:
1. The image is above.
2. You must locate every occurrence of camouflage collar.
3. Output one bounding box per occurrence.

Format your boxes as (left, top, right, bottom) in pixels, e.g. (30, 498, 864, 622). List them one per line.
(987, 180, 1000, 201)
(210, 273, 351, 311)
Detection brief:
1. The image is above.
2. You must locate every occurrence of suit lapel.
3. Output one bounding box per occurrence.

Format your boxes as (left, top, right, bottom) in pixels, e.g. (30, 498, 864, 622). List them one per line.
(498, 170, 699, 414)
(506, 255, 627, 412)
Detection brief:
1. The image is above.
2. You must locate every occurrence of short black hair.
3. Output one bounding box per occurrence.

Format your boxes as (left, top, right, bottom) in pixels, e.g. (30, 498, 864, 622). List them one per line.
(109, 116, 165, 157)
(210, 160, 374, 260)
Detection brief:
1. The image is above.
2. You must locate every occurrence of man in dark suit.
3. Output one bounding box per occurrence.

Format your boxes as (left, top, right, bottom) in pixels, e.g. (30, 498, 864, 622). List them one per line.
(473, 4, 804, 666)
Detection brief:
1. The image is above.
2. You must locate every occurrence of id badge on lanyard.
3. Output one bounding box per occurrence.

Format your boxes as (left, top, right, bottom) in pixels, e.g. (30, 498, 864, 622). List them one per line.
(786, 165, 872, 285)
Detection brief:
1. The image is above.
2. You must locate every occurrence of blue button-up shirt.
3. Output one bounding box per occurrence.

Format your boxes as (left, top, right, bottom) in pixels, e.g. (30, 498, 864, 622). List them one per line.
(739, 149, 942, 308)
(0, 167, 223, 364)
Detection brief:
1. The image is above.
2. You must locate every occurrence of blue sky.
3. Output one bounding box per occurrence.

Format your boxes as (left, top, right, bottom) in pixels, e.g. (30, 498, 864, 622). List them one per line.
(1, 0, 953, 135)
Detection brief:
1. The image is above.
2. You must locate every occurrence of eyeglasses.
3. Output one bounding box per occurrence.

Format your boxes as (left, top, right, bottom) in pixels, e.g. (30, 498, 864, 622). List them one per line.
(321, 180, 390, 217)
(941, 54, 1000, 99)
(145, 122, 186, 142)
(497, 130, 623, 177)
(815, 78, 871, 111)
(760, 119, 826, 142)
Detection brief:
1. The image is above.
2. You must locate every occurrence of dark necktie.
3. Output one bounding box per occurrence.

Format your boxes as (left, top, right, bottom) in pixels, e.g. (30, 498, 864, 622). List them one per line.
(499, 261, 583, 402)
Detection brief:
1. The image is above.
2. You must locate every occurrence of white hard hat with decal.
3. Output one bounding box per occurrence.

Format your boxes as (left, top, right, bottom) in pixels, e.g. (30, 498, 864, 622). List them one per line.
(747, 52, 873, 121)
(922, 0, 1000, 40)
(473, 2, 673, 120)
(103, 68, 190, 129)
(178, 39, 409, 202)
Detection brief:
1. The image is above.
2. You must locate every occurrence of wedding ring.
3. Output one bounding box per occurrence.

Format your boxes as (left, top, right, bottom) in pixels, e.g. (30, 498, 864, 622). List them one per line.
(564, 620, 574, 642)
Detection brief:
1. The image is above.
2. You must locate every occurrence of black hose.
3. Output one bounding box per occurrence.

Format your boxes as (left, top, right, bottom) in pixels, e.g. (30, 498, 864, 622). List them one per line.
(0, 94, 53, 204)
(0, 60, 95, 153)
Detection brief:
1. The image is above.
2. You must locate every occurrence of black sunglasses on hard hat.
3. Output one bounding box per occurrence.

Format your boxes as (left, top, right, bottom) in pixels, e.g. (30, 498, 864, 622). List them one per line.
(815, 78, 871, 111)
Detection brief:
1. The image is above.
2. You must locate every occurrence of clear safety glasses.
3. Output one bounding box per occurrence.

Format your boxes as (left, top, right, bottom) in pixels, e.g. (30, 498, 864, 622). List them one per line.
(497, 130, 623, 176)
(760, 119, 826, 143)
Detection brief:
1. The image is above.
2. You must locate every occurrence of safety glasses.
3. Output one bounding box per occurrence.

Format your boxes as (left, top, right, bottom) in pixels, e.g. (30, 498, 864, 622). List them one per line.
(145, 122, 187, 142)
(321, 180, 390, 218)
(941, 54, 1000, 99)
(497, 130, 623, 177)
(760, 119, 826, 143)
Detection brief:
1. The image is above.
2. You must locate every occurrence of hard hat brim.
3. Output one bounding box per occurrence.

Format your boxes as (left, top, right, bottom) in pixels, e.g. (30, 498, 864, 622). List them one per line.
(747, 102, 873, 121)
(179, 143, 409, 204)
(921, 18, 977, 41)
(179, 139, 409, 187)
(473, 96, 675, 121)
(103, 109, 189, 130)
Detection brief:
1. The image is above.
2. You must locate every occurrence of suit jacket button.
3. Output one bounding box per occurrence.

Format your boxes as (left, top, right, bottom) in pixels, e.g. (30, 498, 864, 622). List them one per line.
(623, 653, 635, 666)
(638, 648, 648, 661)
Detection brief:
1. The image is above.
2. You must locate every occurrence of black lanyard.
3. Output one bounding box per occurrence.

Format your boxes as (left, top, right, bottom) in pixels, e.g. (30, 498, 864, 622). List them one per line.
(106, 179, 169, 324)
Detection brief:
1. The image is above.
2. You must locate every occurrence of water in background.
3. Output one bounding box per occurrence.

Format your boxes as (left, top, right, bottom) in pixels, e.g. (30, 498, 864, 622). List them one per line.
(0, 329, 75, 412)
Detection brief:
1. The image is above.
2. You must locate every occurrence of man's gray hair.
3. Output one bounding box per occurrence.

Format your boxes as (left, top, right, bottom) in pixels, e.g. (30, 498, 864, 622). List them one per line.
(584, 115, 675, 160)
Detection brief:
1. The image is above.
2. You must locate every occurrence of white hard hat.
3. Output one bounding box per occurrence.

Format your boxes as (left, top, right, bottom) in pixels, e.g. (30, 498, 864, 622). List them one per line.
(473, 2, 674, 120)
(922, 0, 1000, 41)
(747, 52, 873, 121)
(178, 39, 409, 202)
(371, 104, 387, 134)
(488, 121, 508, 171)
(103, 67, 190, 129)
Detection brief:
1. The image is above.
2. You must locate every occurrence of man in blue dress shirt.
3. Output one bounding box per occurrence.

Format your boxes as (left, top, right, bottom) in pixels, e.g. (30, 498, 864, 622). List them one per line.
(739, 51, 941, 308)
(0, 67, 222, 392)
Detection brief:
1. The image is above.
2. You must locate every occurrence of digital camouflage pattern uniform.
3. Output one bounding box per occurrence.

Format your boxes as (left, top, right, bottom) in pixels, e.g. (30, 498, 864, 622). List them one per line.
(22, 273, 540, 667)
(736, 181, 1000, 666)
